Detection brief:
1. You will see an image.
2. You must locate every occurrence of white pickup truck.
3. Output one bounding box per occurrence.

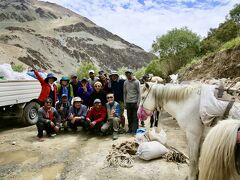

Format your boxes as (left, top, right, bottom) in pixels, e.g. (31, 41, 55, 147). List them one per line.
(0, 80, 41, 125)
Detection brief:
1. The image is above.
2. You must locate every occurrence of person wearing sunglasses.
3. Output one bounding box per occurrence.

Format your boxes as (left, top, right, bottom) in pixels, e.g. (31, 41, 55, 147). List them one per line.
(36, 98, 61, 141)
(89, 81, 107, 107)
(101, 93, 121, 140)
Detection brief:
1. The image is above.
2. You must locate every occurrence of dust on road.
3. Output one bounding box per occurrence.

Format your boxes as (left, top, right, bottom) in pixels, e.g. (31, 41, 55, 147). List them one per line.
(0, 113, 188, 180)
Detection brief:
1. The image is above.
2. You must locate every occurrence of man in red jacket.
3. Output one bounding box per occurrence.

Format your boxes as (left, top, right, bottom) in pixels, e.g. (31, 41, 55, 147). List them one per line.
(86, 99, 107, 134)
(34, 71, 58, 106)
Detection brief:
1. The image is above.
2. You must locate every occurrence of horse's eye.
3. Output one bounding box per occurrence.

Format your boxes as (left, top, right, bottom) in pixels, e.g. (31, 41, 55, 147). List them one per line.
(142, 96, 145, 100)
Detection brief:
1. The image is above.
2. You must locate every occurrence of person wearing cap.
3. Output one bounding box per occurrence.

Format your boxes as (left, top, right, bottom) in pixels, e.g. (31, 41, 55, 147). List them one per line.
(89, 81, 107, 107)
(101, 93, 121, 140)
(57, 76, 73, 104)
(55, 94, 71, 131)
(123, 69, 141, 134)
(68, 97, 88, 132)
(34, 70, 58, 106)
(70, 74, 81, 97)
(88, 70, 99, 87)
(77, 77, 93, 107)
(86, 99, 107, 134)
(108, 70, 125, 129)
(36, 98, 61, 141)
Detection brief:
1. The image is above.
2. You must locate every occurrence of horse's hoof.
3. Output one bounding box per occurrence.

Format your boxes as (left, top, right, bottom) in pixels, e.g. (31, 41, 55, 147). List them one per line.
(185, 176, 188, 180)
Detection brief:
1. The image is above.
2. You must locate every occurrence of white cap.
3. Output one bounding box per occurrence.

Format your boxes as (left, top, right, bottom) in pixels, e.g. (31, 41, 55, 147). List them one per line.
(88, 70, 95, 74)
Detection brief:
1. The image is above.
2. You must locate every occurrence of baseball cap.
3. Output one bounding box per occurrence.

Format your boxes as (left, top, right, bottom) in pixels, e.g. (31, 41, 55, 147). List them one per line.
(88, 70, 95, 74)
(93, 99, 101, 104)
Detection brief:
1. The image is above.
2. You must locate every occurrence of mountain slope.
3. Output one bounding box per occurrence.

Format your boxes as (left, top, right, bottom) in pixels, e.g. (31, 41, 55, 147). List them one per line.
(180, 45, 240, 80)
(0, 0, 154, 75)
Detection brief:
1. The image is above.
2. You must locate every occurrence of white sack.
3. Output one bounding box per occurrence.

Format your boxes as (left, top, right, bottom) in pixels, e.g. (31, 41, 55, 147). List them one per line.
(148, 127, 167, 145)
(137, 141, 169, 161)
(0, 63, 35, 80)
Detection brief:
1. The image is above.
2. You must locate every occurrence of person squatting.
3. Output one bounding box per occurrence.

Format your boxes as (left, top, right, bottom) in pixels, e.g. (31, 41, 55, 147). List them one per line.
(34, 69, 142, 141)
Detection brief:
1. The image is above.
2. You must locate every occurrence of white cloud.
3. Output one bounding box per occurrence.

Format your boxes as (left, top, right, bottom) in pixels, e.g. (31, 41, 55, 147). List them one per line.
(40, 0, 238, 51)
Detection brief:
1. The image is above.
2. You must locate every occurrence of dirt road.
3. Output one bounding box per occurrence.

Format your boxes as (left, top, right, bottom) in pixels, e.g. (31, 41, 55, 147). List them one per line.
(0, 113, 188, 180)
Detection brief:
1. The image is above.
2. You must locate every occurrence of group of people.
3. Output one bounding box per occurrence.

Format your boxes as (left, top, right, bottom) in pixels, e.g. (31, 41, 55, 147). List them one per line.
(33, 69, 141, 141)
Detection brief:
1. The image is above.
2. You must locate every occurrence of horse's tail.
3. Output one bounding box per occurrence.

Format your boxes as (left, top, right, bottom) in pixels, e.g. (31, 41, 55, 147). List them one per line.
(199, 119, 240, 180)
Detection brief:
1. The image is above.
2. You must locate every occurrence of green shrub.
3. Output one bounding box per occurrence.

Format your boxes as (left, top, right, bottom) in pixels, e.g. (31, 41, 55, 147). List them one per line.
(134, 67, 146, 79)
(76, 61, 99, 79)
(221, 37, 240, 50)
(11, 64, 24, 72)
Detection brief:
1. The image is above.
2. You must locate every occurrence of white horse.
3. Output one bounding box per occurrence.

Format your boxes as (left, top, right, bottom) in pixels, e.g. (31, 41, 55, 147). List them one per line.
(199, 119, 240, 180)
(137, 82, 240, 180)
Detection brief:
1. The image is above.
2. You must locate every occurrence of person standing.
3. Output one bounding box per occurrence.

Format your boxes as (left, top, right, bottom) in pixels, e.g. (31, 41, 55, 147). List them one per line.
(89, 81, 107, 107)
(77, 78, 93, 108)
(36, 98, 61, 141)
(57, 76, 73, 103)
(70, 74, 81, 97)
(88, 70, 99, 87)
(34, 70, 58, 106)
(123, 69, 141, 134)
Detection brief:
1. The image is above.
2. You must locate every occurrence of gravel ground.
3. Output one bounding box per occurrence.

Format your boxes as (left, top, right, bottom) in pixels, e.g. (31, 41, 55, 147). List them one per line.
(0, 112, 188, 180)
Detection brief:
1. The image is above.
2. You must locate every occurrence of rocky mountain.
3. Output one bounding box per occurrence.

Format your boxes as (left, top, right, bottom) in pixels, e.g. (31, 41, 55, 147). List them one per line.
(180, 45, 240, 80)
(0, 0, 154, 75)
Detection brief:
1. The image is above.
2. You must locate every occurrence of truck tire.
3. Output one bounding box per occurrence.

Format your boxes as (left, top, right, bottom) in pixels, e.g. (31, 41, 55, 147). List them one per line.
(22, 102, 40, 125)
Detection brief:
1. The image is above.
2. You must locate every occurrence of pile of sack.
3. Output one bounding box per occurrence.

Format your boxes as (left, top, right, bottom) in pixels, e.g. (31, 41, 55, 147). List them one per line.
(0, 63, 46, 80)
(136, 127, 188, 163)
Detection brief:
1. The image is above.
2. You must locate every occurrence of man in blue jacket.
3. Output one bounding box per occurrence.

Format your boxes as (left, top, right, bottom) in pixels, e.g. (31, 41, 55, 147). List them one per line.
(101, 93, 121, 140)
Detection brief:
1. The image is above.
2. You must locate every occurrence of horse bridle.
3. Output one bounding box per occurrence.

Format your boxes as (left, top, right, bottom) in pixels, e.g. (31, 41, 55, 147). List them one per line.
(141, 83, 161, 113)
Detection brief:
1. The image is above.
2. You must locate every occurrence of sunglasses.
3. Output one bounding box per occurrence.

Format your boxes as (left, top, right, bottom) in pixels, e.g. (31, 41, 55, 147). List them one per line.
(107, 96, 114, 99)
(94, 85, 101, 87)
(46, 102, 52, 104)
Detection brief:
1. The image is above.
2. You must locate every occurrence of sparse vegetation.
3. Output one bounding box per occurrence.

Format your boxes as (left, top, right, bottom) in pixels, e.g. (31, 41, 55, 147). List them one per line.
(77, 61, 99, 79)
(11, 64, 25, 72)
(221, 37, 240, 50)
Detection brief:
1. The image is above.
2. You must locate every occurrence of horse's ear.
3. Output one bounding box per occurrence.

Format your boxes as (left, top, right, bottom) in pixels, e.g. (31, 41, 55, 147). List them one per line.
(145, 82, 150, 89)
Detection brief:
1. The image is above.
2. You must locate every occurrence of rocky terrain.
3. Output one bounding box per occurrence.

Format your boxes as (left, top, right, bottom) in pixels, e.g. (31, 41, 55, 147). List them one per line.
(0, 0, 154, 75)
(0, 113, 188, 180)
(180, 45, 240, 80)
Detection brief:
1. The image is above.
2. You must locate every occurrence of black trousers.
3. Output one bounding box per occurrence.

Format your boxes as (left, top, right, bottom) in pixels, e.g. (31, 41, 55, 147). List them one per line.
(85, 121, 104, 134)
(36, 120, 56, 138)
(68, 119, 85, 131)
(126, 103, 139, 134)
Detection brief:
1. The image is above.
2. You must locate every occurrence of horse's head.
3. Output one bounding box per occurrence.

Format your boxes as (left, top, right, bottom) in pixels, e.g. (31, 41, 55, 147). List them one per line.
(137, 82, 156, 121)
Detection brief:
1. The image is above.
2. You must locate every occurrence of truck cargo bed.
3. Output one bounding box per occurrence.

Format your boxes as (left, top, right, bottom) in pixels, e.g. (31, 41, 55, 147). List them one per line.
(0, 80, 41, 107)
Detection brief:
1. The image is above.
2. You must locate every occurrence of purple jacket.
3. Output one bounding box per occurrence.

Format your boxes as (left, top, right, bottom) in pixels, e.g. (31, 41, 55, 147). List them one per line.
(77, 83, 93, 107)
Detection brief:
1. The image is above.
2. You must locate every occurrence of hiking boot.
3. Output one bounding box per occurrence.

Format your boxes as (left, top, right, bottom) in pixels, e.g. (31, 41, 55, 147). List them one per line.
(112, 132, 118, 140)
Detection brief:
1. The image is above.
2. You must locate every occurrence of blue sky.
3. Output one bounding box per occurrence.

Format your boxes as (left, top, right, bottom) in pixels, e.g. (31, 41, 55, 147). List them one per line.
(42, 0, 238, 51)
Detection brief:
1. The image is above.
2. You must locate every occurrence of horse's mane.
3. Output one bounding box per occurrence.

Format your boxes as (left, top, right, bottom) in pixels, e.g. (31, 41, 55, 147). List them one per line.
(149, 83, 199, 104)
(199, 119, 240, 180)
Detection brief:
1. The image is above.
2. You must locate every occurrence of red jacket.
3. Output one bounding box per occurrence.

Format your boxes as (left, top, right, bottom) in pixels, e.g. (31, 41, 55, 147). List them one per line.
(86, 106, 107, 124)
(34, 71, 57, 103)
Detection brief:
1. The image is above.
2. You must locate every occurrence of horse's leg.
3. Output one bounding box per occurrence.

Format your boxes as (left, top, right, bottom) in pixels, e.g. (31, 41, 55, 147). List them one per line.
(154, 111, 160, 127)
(186, 130, 202, 180)
(150, 112, 154, 128)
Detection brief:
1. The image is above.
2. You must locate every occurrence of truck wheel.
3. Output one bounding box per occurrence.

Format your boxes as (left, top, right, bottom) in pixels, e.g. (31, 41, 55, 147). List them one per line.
(22, 102, 40, 125)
